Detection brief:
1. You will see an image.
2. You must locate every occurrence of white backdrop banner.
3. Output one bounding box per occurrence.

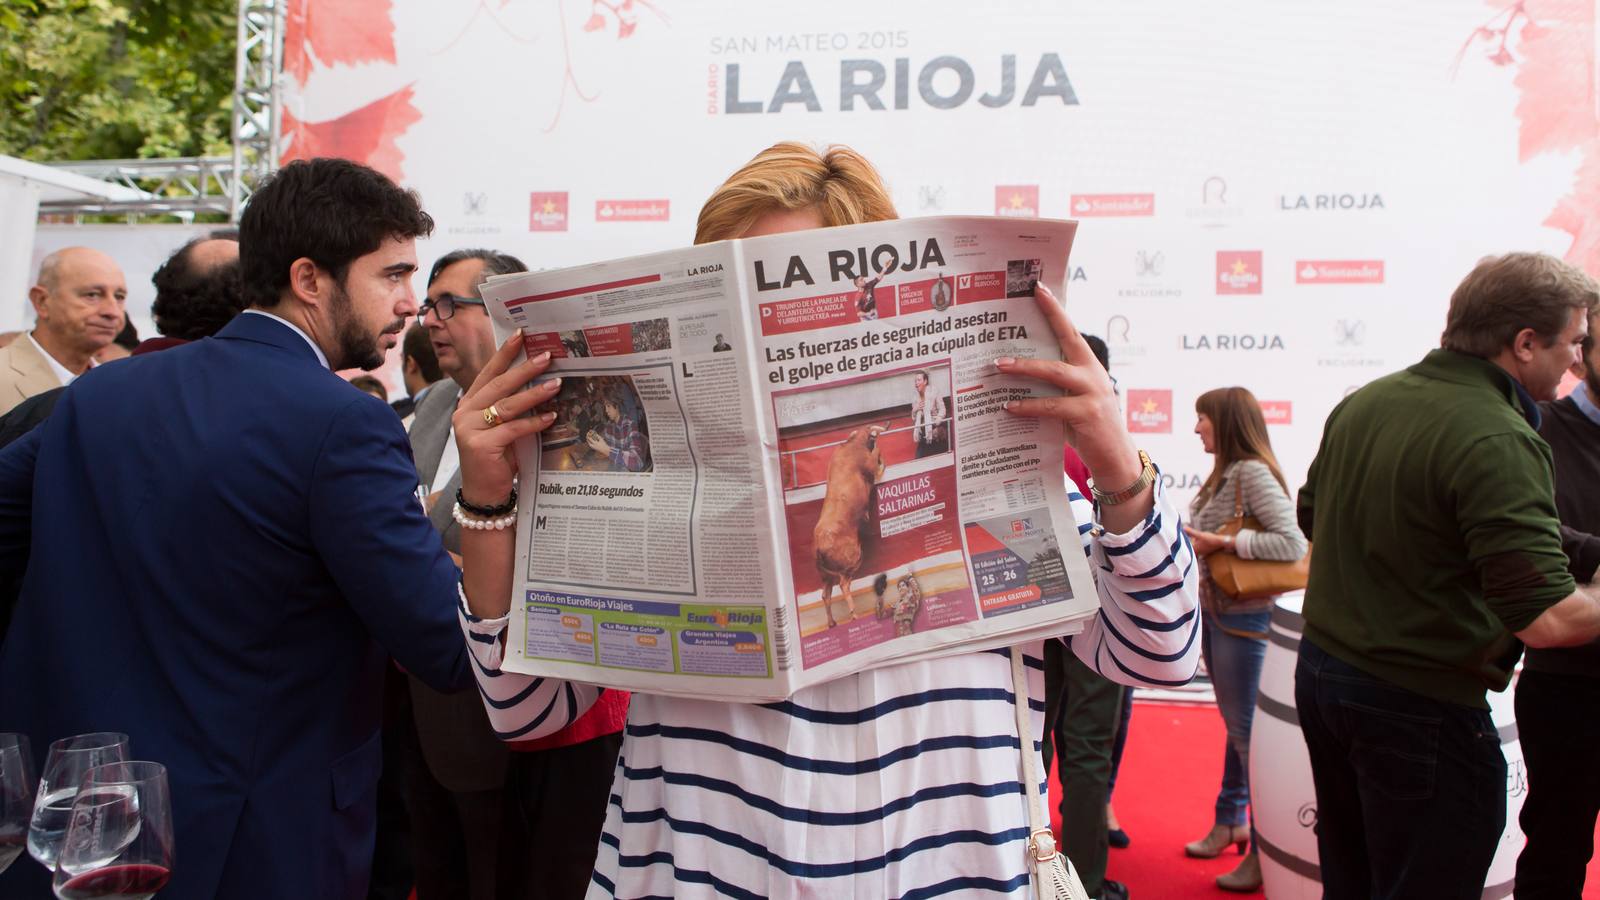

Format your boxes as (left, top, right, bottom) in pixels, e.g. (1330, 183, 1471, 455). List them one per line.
(242, 0, 1600, 503)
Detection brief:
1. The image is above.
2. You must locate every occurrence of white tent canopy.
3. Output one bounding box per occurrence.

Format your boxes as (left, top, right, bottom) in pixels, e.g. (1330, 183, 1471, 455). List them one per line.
(0, 154, 149, 330)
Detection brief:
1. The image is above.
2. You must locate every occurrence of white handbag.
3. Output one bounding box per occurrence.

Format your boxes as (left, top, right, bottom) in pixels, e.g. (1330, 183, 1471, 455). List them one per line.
(1010, 646, 1094, 900)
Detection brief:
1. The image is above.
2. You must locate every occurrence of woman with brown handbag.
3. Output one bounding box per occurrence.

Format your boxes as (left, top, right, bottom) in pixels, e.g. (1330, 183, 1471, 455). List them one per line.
(1180, 387, 1309, 892)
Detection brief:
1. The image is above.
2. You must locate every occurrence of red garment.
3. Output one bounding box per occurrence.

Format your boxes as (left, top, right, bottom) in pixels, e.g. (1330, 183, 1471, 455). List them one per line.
(510, 689, 629, 752)
(1064, 446, 1092, 498)
(131, 337, 189, 356)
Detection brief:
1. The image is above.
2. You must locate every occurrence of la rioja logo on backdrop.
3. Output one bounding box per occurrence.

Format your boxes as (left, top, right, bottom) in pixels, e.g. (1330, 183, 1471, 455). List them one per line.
(1216, 251, 1263, 294)
(1259, 401, 1292, 425)
(1126, 390, 1172, 433)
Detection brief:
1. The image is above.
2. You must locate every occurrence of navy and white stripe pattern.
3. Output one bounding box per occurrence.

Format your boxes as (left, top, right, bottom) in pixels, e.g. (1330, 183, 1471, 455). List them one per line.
(460, 483, 1199, 898)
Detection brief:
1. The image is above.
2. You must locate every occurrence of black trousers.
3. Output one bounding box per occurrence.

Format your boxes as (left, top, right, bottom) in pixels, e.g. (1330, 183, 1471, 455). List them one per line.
(1042, 640, 1124, 896)
(497, 732, 624, 900)
(1295, 639, 1505, 900)
(1515, 669, 1600, 899)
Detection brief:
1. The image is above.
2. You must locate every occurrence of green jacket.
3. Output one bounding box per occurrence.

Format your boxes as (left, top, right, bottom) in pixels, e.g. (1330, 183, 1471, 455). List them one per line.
(1298, 349, 1575, 707)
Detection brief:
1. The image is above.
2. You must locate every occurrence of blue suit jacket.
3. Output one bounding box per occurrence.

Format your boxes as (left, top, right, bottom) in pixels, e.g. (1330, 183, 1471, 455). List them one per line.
(0, 313, 471, 899)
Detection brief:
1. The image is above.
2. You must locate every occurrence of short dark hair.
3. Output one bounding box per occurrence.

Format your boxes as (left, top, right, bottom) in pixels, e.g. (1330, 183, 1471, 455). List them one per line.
(427, 248, 528, 296)
(112, 318, 140, 351)
(151, 237, 246, 340)
(347, 374, 388, 401)
(1441, 253, 1599, 358)
(402, 323, 442, 383)
(239, 158, 434, 309)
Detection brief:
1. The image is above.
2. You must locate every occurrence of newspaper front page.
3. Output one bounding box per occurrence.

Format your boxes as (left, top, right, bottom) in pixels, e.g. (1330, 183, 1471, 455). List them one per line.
(479, 216, 1096, 701)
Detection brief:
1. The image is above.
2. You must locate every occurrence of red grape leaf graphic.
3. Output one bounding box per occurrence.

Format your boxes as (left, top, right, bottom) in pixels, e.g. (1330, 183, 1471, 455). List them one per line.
(281, 85, 421, 182)
(1545, 144, 1600, 275)
(283, 0, 399, 83)
(1511, 0, 1596, 160)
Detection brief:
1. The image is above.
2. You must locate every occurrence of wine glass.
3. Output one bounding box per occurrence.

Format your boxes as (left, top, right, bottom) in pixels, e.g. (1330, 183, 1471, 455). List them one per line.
(28, 733, 130, 872)
(0, 733, 34, 873)
(51, 761, 172, 900)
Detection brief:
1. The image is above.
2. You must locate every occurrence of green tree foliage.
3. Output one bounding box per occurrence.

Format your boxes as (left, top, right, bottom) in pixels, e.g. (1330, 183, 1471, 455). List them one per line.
(0, 0, 237, 161)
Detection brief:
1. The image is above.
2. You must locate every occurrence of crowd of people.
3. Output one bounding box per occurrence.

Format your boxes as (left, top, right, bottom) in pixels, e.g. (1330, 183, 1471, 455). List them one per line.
(0, 141, 1593, 900)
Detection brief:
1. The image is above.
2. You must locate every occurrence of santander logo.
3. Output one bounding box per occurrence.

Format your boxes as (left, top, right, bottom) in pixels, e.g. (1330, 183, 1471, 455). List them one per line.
(596, 200, 670, 222)
(1259, 400, 1292, 425)
(1296, 260, 1384, 284)
(1070, 193, 1154, 217)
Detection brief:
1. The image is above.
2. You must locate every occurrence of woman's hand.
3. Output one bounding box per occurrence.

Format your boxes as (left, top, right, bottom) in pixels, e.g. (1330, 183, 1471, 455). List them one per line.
(453, 336, 563, 507)
(998, 284, 1151, 531)
(1183, 526, 1232, 557)
(997, 284, 1138, 483)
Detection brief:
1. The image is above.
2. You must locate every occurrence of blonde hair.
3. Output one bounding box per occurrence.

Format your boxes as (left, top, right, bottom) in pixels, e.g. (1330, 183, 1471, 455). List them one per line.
(694, 142, 898, 245)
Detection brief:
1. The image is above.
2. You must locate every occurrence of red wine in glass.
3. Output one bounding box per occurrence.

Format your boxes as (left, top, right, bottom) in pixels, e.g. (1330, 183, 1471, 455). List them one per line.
(55, 863, 170, 900)
(0, 825, 25, 873)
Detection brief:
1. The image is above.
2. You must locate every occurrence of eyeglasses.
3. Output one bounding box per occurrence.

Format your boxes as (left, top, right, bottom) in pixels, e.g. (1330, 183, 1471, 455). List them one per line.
(418, 293, 486, 325)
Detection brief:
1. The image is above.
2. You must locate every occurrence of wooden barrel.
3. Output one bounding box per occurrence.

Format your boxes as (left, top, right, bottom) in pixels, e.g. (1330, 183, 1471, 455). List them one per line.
(1249, 593, 1526, 899)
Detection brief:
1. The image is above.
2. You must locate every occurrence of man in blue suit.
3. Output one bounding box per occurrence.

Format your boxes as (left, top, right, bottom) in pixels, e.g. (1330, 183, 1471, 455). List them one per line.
(0, 158, 472, 899)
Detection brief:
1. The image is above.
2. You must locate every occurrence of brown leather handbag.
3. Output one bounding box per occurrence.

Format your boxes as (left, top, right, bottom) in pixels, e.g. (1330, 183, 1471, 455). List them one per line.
(1206, 480, 1311, 601)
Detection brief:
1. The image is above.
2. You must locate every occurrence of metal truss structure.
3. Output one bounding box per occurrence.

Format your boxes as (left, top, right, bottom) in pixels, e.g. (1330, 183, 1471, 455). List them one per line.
(38, 0, 284, 223)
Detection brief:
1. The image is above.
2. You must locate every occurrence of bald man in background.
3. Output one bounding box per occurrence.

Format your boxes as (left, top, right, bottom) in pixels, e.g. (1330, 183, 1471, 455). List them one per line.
(0, 247, 127, 414)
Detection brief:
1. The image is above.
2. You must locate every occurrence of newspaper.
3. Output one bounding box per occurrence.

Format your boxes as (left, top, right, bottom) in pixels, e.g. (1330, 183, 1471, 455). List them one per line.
(478, 216, 1097, 701)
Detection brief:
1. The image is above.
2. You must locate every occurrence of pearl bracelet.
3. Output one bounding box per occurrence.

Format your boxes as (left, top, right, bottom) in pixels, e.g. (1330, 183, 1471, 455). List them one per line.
(451, 502, 518, 531)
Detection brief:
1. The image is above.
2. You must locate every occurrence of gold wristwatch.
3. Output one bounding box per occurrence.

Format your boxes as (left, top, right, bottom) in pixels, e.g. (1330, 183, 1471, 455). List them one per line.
(1090, 450, 1156, 506)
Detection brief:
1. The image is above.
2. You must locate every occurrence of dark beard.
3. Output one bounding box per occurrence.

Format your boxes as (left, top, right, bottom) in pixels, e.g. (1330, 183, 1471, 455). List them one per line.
(1585, 365, 1600, 405)
(327, 280, 396, 371)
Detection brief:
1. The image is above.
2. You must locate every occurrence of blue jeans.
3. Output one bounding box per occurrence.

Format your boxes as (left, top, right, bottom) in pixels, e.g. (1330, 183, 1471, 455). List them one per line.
(1202, 609, 1269, 829)
(1295, 638, 1505, 900)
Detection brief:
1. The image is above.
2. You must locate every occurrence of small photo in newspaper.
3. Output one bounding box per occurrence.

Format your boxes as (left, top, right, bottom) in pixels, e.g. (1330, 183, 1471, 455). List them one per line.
(537, 375, 653, 473)
(1006, 258, 1043, 298)
(774, 362, 974, 668)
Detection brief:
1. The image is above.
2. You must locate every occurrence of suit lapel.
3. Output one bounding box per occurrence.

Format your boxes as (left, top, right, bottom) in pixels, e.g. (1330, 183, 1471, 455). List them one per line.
(10, 336, 67, 396)
(408, 383, 465, 553)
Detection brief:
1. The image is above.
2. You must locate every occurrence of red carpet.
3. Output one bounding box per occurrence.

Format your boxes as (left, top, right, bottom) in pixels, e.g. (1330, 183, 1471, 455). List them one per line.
(1049, 701, 1600, 899)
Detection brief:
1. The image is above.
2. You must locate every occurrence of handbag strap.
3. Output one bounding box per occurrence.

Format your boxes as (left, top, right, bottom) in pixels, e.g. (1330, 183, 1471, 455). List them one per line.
(1009, 646, 1092, 900)
(1231, 473, 1245, 519)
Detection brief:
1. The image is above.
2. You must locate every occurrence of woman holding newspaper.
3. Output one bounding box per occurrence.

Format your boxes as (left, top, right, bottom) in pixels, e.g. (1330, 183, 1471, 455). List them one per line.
(449, 143, 1199, 900)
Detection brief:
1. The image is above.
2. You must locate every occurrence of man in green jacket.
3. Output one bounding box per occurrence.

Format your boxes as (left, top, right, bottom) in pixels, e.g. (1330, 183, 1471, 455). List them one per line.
(1296, 252, 1600, 899)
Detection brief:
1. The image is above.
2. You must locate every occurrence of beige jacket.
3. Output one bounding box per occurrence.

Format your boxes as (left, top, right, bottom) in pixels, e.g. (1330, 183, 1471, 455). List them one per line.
(0, 335, 66, 416)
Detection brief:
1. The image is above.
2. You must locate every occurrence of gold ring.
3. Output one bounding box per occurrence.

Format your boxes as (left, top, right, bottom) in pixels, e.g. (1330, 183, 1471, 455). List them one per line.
(483, 404, 504, 428)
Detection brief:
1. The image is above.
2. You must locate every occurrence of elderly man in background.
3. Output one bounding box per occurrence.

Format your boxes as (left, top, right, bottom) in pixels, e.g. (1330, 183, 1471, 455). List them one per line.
(0, 246, 127, 413)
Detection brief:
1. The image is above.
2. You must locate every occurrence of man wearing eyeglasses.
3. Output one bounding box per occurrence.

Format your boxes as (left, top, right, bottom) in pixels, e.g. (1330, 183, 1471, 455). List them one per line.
(404, 249, 628, 900)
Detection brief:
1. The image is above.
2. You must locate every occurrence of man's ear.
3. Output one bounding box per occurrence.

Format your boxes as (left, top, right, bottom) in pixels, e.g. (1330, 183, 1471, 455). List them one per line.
(1512, 326, 1539, 362)
(287, 257, 327, 309)
(403, 356, 419, 378)
(27, 285, 48, 321)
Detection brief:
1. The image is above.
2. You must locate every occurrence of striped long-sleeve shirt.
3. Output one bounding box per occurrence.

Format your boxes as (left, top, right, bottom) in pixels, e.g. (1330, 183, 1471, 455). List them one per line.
(458, 484, 1199, 898)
